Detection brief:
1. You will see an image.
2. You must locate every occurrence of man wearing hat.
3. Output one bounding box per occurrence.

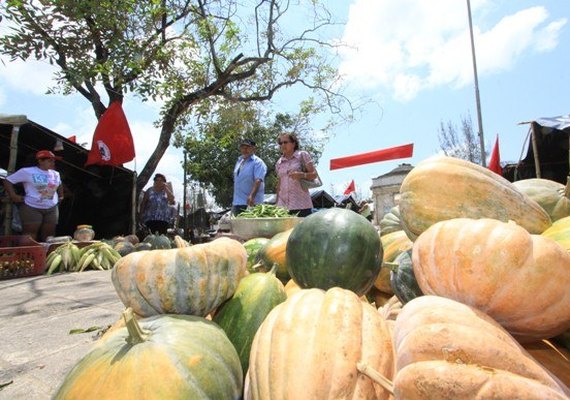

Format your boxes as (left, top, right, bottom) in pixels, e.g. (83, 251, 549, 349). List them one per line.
(3, 150, 64, 242)
(232, 139, 267, 216)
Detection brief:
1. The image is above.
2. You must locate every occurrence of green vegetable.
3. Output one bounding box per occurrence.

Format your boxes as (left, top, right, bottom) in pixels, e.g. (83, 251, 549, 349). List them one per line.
(235, 204, 293, 218)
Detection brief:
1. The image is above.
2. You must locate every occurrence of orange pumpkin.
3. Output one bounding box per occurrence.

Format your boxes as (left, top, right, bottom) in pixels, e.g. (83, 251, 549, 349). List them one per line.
(412, 218, 570, 342)
(112, 237, 246, 317)
(246, 288, 394, 399)
(390, 296, 570, 399)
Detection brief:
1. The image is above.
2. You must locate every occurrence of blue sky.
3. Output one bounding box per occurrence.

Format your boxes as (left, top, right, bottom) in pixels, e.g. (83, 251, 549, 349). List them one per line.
(1, 0, 569, 205)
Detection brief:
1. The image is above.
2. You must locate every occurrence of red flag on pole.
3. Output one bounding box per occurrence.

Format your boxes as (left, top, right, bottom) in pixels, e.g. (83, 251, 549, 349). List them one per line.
(86, 101, 135, 167)
(330, 143, 413, 170)
(343, 180, 355, 195)
(488, 134, 501, 175)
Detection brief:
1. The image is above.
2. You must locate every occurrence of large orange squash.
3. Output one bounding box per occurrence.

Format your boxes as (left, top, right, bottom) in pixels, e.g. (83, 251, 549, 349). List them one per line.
(246, 287, 394, 399)
(389, 296, 570, 399)
(513, 178, 570, 222)
(112, 237, 247, 317)
(412, 218, 570, 342)
(399, 156, 551, 239)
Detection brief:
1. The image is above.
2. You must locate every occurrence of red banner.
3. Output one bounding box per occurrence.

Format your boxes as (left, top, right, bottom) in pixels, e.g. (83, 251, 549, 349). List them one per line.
(488, 135, 502, 175)
(343, 180, 355, 195)
(330, 143, 413, 170)
(86, 101, 135, 167)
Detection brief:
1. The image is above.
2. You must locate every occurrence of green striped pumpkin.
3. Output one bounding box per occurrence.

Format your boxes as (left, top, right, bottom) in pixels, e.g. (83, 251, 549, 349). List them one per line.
(513, 178, 570, 222)
(54, 309, 243, 399)
(213, 266, 287, 374)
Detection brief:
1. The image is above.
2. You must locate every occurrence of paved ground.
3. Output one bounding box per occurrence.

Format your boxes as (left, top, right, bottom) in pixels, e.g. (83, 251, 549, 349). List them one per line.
(0, 270, 124, 399)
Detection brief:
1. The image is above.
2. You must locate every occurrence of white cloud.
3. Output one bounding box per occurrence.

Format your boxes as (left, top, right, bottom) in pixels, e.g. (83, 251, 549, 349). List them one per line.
(0, 57, 60, 96)
(338, 1, 566, 101)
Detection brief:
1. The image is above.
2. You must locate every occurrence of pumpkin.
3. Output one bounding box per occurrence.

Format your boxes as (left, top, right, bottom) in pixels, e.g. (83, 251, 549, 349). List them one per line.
(112, 237, 247, 317)
(284, 278, 301, 298)
(253, 228, 293, 282)
(379, 206, 402, 236)
(513, 178, 570, 222)
(388, 296, 570, 399)
(243, 237, 270, 273)
(54, 308, 243, 399)
(213, 266, 287, 374)
(113, 240, 135, 257)
(399, 156, 551, 240)
(286, 208, 382, 296)
(134, 242, 152, 252)
(374, 230, 413, 293)
(412, 218, 570, 342)
(246, 287, 394, 399)
(542, 215, 570, 250)
(143, 233, 172, 249)
(389, 250, 422, 305)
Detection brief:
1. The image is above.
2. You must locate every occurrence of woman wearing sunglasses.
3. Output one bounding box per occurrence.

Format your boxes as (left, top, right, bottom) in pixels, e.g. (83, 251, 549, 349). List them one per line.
(275, 132, 317, 217)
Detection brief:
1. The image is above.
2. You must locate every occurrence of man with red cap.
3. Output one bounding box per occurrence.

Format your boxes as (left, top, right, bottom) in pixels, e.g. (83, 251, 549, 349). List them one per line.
(3, 150, 64, 242)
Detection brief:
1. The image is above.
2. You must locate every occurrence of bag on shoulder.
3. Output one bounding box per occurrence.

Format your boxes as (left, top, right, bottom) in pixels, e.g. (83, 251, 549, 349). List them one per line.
(300, 151, 323, 190)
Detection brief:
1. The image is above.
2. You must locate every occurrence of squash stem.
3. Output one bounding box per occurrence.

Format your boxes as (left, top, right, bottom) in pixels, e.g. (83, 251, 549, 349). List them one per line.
(384, 262, 399, 272)
(269, 263, 278, 275)
(122, 307, 150, 345)
(565, 176, 570, 198)
(357, 362, 394, 394)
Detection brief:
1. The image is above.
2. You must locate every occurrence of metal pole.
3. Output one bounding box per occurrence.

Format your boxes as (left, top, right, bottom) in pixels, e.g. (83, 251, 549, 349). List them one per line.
(183, 150, 188, 240)
(4, 125, 20, 235)
(466, 0, 486, 166)
(131, 171, 137, 234)
(530, 123, 542, 178)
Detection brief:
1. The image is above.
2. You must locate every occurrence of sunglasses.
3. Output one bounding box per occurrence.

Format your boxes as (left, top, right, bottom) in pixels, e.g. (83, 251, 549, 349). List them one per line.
(278, 140, 292, 145)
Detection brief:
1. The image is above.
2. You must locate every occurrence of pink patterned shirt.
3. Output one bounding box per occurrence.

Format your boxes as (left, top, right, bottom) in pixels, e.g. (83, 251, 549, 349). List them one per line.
(276, 151, 313, 211)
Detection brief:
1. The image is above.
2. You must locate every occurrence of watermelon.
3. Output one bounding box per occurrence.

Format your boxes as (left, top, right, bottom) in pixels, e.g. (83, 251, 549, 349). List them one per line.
(286, 208, 382, 296)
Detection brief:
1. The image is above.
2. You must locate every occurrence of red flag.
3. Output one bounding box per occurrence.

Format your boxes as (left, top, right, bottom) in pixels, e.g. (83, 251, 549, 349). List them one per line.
(488, 134, 501, 175)
(330, 143, 413, 170)
(67, 135, 77, 143)
(86, 101, 135, 167)
(343, 180, 355, 195)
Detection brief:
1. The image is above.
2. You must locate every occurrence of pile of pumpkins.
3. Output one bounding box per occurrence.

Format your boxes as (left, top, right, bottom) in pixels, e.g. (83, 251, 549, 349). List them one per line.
(53, 156, 570, 399)
(109, 233, 189, 256)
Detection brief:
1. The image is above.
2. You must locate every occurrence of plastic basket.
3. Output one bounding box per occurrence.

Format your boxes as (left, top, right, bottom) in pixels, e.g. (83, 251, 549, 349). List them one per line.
(0, 235, 47, 280)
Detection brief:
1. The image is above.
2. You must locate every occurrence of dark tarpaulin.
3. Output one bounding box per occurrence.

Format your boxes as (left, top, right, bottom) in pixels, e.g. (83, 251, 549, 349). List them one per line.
(503, 115, 569, 184)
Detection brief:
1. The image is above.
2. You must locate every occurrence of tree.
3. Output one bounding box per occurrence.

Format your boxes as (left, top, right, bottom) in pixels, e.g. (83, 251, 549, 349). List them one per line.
(438, 113, 481, 164)
(0, 0, 350, 195)
(176, 100, 324, 207)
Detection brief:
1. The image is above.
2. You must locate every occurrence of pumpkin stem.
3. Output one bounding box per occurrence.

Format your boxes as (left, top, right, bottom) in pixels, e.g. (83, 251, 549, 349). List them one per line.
(384, 262, 399, 272)
(357, 362, 394, 394)
(565, 176, 570, 198)
(269, 263, 278, 275)
(122, 307, 150, 345)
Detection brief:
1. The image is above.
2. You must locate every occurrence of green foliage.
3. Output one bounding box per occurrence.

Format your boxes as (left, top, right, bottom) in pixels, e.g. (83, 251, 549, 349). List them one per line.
(0, 0, 350, 194)
(178, 102, 325, 207)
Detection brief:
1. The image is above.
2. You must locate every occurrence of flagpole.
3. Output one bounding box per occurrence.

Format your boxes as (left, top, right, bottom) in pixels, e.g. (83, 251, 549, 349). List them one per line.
(466, 0, 486, 166)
